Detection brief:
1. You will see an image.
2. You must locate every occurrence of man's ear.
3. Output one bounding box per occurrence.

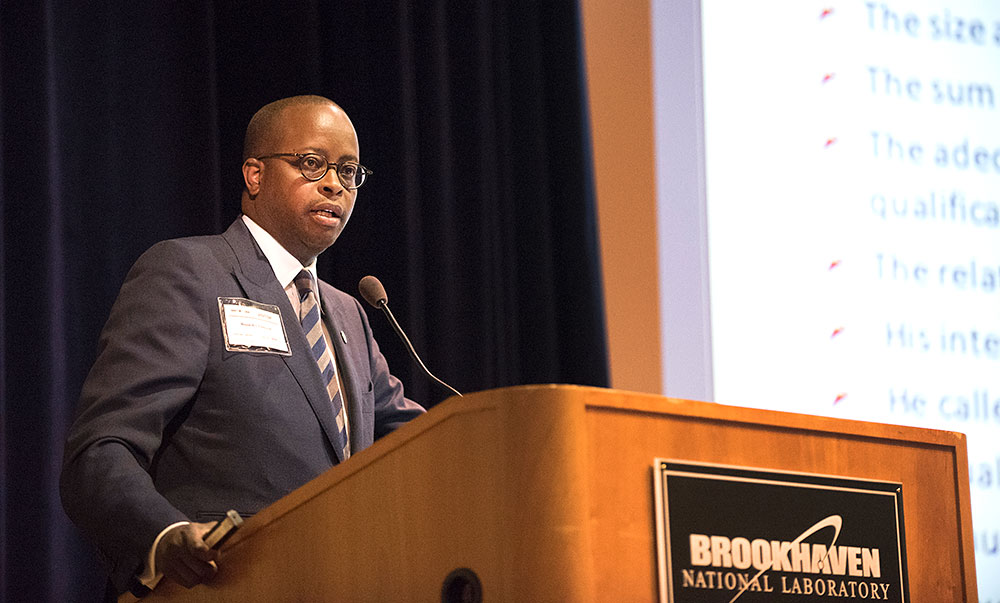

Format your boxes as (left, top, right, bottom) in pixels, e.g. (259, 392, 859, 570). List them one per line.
(242, 158, 262, 196)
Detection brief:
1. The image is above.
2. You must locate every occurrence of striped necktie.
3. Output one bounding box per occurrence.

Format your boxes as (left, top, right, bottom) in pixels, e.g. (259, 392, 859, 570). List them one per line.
(294, 270, 350, 459)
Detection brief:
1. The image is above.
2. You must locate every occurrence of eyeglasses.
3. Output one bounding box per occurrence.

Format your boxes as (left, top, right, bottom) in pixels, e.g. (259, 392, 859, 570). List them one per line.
(256, 152, 373, 190)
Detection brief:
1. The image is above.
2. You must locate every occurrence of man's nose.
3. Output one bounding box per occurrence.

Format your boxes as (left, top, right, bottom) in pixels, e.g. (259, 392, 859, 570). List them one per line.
(319, 167, 345, 196)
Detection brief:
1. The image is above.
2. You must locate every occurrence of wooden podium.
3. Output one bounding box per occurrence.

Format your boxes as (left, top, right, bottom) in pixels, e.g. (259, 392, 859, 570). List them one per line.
(138, 385, 978, 601)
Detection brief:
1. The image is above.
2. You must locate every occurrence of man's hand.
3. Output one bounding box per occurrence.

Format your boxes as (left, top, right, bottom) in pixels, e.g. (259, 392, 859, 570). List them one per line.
(154, 522, 221, 588)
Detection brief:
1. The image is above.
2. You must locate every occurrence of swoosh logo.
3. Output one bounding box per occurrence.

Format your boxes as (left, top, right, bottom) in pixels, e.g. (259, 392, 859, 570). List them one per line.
(728, 514, 843, 603)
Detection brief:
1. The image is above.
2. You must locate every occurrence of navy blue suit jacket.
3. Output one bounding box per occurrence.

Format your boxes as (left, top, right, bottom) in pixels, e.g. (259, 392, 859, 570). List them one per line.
(60, 218, 424, 592)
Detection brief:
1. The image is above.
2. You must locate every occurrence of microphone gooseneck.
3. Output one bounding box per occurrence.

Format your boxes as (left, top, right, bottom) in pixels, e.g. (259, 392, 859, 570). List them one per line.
(358, 275, 462, 398)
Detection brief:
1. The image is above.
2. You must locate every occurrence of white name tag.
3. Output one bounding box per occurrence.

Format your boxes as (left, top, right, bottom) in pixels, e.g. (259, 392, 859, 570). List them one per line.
(218, 297, 291, 355)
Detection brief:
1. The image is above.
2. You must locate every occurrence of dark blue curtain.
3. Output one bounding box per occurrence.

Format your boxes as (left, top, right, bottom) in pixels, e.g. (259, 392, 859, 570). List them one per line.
(1, 2, 608, 600)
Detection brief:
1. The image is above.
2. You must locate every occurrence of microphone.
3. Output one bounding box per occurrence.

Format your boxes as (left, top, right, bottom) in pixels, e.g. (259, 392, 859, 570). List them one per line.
(359, 275, 462, 398)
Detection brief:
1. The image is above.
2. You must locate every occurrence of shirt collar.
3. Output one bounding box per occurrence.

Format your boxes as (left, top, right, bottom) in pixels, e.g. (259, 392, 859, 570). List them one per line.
(241, 214, 318, 290)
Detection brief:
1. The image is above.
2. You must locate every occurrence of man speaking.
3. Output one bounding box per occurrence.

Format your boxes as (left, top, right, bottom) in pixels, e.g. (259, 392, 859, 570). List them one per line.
(60, 95, 425, 597)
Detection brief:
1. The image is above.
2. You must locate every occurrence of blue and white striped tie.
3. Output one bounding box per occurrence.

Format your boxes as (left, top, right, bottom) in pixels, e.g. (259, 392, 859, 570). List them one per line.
(294, 270, 350, 459)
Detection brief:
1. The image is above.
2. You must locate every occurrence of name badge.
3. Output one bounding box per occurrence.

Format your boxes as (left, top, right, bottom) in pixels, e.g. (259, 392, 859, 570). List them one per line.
(218, 297, 291, 355)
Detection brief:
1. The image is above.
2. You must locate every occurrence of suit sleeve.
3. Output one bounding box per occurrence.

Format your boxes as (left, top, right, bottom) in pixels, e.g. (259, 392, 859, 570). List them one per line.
(60, 240, 212, 592)
(350, 297, 426, 439)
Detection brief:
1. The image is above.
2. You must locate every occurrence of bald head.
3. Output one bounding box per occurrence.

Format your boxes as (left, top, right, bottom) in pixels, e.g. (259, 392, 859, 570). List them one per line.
(242, 95, 343, 161)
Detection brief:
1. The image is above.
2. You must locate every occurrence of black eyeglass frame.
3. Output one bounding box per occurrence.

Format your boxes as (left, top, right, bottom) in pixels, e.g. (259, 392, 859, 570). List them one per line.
(256, 152, 373, 190)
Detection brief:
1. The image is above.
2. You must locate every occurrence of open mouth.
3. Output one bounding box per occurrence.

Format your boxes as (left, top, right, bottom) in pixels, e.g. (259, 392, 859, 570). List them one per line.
(310, 207, 342, 226)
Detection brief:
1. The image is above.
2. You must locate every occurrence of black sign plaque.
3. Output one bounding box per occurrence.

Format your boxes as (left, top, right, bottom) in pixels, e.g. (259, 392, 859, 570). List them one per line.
(653, 460, 909, 603)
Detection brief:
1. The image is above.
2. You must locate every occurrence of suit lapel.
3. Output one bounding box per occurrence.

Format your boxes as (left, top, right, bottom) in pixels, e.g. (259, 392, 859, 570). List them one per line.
(221, 219, 344, 462)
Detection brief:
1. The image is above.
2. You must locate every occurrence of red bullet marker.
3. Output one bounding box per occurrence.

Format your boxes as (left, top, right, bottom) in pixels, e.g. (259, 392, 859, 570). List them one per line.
(822, 73, 835, 83)
(834, 393, 847, 405)
(820, 8, 834, 19)
(831, 327, 844, 338)
(829, 260, 841, 270)
(824, 137, 837, 147)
